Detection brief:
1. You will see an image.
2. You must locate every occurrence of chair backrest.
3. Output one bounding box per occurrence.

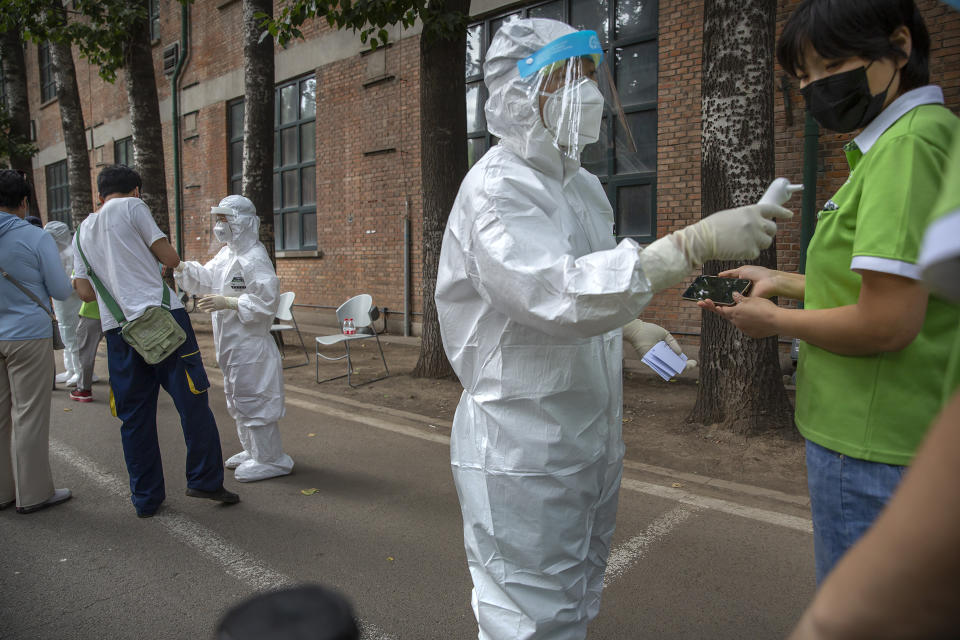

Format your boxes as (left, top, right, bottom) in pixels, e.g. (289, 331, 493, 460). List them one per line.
(336, 294, 374, 328)
(275, 292, 295, 322)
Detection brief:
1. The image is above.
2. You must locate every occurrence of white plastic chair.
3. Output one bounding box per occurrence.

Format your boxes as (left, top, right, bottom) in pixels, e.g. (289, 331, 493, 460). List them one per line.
(315, 294, 389, 387)
(270, 291, 309, 368)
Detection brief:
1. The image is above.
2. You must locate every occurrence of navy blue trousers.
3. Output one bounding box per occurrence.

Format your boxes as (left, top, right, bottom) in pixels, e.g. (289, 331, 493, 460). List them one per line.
(106, 308, 224, 514)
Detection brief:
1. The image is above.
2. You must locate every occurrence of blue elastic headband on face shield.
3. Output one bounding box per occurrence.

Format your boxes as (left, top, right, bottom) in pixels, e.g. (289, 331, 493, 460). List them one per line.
(516, 30, 604, 78)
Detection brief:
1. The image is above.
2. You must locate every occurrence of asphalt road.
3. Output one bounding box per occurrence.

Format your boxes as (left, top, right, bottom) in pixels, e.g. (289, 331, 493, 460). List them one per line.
(1, 363, 815, 640)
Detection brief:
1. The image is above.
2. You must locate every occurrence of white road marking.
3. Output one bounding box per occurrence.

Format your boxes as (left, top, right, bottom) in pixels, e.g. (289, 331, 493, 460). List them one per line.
(285, 395, 450, 445)
(49, 440, 397, 640)
(604, 505, 697, 587)
(620, 478, 812, 534)
(260, 381, 814, 535)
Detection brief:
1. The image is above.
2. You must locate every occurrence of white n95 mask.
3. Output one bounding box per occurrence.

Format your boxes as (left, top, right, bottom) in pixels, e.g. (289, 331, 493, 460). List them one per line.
(542, 77, 605, 148)
(213, 221, 233, 243)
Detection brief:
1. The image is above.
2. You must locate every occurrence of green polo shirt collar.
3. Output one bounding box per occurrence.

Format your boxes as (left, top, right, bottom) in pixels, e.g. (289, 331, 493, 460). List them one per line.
(853, 85, 944, 154)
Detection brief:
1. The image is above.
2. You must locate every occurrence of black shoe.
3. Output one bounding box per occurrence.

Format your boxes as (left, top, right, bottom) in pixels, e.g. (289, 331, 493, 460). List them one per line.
(0, 499, 15, 510)
(185, 486, 240, 504)
(16, 488, 71, 514)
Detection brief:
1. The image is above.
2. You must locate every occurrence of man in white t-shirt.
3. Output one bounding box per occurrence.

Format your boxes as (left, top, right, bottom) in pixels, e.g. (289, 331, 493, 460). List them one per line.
(72, 165, 238, 518)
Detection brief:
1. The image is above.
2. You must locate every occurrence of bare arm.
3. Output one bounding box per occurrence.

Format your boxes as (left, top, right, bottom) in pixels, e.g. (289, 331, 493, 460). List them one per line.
(717, 266, 806, 300)
(72, 277, 96, 303)
(789, 390, 960, 639)
(771, 270, 805, 300)
(705, 270, 927, 356)
(149, 238, 181, 269)
(777, 271, 927, 355)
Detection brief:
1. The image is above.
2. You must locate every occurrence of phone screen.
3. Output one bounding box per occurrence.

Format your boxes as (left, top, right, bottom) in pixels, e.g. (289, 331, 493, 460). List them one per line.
(680, 275, 752, 305)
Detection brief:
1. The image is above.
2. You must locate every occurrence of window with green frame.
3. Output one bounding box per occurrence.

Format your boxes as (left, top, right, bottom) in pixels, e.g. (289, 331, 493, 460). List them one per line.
(39, 42, 55, 103)
(227, 99, 244, 195)
(227, 75, 317, 251)
(149, 0, 161, 41)
(45, 160, 70, 228)
(466, 0, 658, 242)
(114, 136, 133, 167)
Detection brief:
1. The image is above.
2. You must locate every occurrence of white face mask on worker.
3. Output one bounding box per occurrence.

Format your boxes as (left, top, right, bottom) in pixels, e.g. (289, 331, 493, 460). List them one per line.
(213, 221, 232, 243)
(541, 77, 605, 147)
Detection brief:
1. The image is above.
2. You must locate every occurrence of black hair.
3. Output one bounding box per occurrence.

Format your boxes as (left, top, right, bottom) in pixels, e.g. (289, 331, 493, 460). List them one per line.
(96, 164, 142, 198)
(777, 0, 930, 95)
(0, 169, 31, 210)
(215, 584, 359, 640)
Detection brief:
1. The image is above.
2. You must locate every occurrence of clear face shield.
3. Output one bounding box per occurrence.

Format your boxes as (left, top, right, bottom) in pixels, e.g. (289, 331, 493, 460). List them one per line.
(517, 30, 636, 163)
(209, 206, 237, 253)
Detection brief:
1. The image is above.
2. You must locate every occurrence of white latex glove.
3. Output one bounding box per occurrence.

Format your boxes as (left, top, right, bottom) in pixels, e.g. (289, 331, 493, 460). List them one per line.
(196, 294, 239, 312)
(638, 203, 793, 292)
(173, 261, 186, 274)
(675, 203, 792, 264)
(622, 319, 697, 371)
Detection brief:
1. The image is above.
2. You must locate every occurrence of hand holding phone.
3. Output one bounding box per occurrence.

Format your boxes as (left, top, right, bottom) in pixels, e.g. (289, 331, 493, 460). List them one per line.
(681, 275, 752, 306)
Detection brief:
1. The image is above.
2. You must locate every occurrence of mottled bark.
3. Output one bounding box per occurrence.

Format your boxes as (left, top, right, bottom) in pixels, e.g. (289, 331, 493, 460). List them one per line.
(49, 35, 93, 227)
(242, 0, 275, 265)
(124, 0, 170, 238)
(411, 0, 469, 379)
(688, 0, 794, 435)
(0, 28, 40, 218)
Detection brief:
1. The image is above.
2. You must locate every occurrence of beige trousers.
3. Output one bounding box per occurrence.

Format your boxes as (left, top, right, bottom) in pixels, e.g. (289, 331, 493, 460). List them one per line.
(0, 338, 56, 508)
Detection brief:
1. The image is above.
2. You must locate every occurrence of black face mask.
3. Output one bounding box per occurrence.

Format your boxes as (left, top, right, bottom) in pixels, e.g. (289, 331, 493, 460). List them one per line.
(801, 64, 897, 133)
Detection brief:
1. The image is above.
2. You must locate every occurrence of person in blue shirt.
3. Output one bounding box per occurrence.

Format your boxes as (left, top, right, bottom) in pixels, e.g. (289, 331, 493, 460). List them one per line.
(0, 169, 74, 514)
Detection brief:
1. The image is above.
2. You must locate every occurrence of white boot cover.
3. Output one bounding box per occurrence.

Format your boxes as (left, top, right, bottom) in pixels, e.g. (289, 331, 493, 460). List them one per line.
(233, 422, 294, 482)
(225, 451, 251, 469)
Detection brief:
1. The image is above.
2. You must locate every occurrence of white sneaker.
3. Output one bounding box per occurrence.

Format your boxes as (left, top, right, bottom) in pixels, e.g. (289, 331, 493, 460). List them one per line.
(55, 372, 70, 384)
(225, 451, 251, 469)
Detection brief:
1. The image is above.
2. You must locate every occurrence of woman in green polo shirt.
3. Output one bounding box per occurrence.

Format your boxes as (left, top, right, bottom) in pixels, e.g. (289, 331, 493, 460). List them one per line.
(701, 0, 960, 585)
(786, 106, 960, 640)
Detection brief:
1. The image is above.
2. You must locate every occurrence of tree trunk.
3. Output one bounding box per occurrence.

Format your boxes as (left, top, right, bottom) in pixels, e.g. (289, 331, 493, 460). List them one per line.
(411, 1, 469, 379)
(687, 0, 794, 435)
(242, 0, 275, 264)
(49, 35, 93, 228)
(0, 28, 40, 219)
(124, 0, 170, 238)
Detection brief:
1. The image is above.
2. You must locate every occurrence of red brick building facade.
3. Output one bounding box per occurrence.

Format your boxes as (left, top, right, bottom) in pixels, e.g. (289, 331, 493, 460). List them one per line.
(21, 0, 960, 336)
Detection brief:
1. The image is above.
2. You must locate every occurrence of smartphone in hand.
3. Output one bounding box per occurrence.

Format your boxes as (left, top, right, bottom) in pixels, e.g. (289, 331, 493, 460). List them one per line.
(680, 275, 752, 306)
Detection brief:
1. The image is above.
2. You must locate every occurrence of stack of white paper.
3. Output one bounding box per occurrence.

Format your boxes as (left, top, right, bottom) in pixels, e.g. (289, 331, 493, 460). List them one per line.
(641, 340, 689, 381)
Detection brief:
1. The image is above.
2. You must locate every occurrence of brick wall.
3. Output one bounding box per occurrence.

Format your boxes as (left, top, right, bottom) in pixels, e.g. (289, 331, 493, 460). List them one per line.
(289, 35, 423, 318)
(22, 0, 960, 338)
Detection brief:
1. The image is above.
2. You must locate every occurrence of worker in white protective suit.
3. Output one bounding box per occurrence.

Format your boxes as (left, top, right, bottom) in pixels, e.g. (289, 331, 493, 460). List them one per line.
(174, 195, 293, 482)
(43, 221, 83, 387)
(435, 19, 792, 640)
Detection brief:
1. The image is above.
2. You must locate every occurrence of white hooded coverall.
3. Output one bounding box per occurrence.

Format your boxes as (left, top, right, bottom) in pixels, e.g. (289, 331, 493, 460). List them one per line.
(43, 221, 82, 385)
(176, 196, 293, 482)
(436, 19, 661, 640)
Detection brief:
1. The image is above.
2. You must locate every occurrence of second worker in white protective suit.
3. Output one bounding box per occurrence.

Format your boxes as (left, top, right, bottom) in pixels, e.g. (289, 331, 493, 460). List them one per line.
(175, 195, 293, 482)
(435, 19, 792, 640)
(43, 221, 83, 387)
